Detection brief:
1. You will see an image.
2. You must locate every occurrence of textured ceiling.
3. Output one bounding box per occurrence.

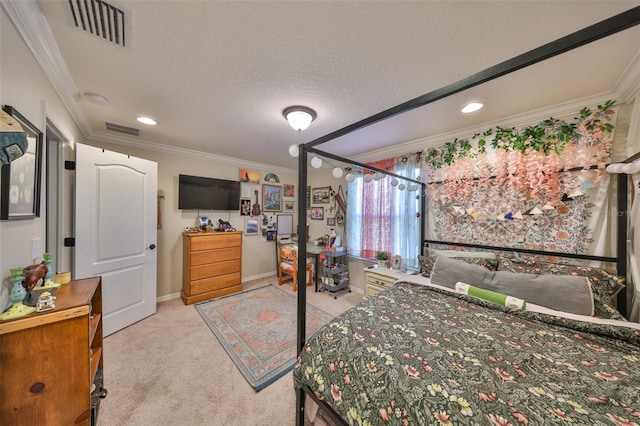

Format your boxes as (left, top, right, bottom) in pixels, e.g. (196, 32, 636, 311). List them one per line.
(19, 1, 640, 169)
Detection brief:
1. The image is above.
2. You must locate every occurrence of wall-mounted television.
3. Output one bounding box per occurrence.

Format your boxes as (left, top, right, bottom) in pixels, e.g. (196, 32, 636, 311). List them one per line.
(178, 174, 241, 211)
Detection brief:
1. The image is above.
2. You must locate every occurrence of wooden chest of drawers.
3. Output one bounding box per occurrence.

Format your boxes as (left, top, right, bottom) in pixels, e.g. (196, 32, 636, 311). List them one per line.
(182, 231, 243, 304)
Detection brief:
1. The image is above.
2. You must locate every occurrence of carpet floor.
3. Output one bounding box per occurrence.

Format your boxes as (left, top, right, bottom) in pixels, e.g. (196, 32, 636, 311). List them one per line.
(95, 276, 363, 425)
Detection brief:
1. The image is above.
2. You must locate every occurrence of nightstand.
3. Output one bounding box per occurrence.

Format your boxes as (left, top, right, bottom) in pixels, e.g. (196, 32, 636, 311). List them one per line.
(364, 265, 414, 299)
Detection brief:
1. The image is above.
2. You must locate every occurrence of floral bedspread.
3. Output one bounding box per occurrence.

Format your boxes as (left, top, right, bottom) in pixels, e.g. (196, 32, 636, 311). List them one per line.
(293, 282, 640, 425)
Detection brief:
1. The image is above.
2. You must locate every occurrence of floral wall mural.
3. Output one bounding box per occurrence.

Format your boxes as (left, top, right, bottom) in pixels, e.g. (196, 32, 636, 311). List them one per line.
(423, 101, 617, 255)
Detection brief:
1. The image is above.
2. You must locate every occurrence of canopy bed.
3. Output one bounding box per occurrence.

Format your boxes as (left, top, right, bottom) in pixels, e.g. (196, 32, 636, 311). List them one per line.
(292, 7, 640, 426)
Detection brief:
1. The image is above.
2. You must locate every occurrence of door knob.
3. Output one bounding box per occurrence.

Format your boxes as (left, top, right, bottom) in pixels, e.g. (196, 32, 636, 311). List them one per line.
(148, 244, 156, 250)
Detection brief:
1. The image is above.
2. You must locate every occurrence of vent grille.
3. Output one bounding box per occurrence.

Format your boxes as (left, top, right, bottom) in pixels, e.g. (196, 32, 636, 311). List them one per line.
(68, 0, 126, 47)
(105, 122, 140, 136)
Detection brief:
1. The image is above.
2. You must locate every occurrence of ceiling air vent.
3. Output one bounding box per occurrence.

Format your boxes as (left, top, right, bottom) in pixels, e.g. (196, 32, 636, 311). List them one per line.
(68, 0, 126, 47)
(105, 122, 140, 136)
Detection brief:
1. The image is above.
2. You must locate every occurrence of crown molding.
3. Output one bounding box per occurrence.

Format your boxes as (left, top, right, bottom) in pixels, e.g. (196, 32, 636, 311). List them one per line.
(2, 0, 94, 135)
(2, 0, 295, 174)
(353, 90, 628, 165)
(85, 130, 296, 174)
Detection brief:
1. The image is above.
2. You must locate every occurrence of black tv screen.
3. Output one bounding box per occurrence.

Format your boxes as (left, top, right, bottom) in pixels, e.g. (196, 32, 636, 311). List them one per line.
(178, 174, 240, 211)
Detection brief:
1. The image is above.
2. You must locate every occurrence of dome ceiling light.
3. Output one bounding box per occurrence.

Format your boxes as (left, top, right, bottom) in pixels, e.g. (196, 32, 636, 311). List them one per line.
(283, 106, 317, 131)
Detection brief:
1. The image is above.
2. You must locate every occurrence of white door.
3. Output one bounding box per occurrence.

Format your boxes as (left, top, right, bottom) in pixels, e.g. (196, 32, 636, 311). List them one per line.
(75, 143, 157, 336)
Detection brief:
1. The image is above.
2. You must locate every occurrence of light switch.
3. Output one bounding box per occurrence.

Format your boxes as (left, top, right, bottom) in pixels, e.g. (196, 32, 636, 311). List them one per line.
(32, 238, 41, 260)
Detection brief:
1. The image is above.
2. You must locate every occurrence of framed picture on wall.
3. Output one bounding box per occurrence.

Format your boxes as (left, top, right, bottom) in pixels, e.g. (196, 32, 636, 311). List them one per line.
(311, 206, 324, 220)
(312, 186, 331, 204)
(283, 184, 295, 197)
(284, 200, 295, 212)
(245, 217, 259, 235)
(262, 184, 282, 212)
(0, 105, 43, 220)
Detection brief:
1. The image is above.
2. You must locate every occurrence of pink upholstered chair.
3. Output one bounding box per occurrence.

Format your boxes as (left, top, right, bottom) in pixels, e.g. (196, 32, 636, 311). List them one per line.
(278, 246, 313, 291)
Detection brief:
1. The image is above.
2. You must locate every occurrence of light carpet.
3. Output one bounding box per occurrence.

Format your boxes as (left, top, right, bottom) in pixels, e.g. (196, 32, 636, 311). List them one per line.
(196, 284, 334, 391)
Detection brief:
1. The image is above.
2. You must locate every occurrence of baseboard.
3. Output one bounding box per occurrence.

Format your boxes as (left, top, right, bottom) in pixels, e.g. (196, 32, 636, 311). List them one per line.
(157, 292, 181, 303)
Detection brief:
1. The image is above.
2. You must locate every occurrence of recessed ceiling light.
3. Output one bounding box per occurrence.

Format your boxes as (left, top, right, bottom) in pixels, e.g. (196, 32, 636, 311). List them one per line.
(461, 102, 483, 113)
(83, 92, 108, 105)
(137, 116, 157, 125)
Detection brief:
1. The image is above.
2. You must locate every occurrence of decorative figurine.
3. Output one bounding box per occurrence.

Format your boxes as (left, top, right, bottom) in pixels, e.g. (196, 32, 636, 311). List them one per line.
(36, 291, 55, 312)
(22, 262, 48, 303)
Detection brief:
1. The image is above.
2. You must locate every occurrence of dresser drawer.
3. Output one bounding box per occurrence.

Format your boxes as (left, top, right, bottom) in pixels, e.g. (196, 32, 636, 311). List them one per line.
(190, 233, 241, 251)
(365, 281, 387, 299)
(190, 260, 241, 281)
(191, 273, 242, 295)
(365, 272, 395, 288)
(190, 246, 241, 266)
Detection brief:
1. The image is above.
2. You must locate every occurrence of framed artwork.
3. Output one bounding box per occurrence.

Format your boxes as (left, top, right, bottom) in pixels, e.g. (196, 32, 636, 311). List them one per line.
(239, 168, 260, 184)
(306, 186, 311, 210)
(240, 198, 252, 216)
(392, 255, 402, 270)
(311, 206, 324, 220)
(245, 217, 259, 235)
(283, 184, 295, 197)
(326, 217, 336, 226)
(264, 172, 280, 183)
(312, 186, 331, 204)
(1, 105, 43, 220)
(284, 200, 295, 212)
(262, 184, 282, 212)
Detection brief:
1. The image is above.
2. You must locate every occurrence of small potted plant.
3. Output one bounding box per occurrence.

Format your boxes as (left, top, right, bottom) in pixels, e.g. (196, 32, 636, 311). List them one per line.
(376, 251, 388, 268)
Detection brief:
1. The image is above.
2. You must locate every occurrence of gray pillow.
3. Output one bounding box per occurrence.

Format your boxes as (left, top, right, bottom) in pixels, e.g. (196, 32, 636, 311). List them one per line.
(430, 257, 594, 316)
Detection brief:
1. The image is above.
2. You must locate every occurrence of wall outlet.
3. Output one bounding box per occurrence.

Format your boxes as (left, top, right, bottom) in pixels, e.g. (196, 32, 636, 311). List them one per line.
(32, 238, 42, 261)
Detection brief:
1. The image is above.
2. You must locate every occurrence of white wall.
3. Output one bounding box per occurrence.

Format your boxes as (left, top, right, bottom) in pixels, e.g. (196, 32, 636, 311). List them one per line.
(0, 10, 84, 310)
(80, 140, 297, 299)
(0, 6, 299, 304)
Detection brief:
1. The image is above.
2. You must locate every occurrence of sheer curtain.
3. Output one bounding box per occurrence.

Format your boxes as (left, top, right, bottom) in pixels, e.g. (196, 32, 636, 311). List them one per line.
(346, 156, 421, 267)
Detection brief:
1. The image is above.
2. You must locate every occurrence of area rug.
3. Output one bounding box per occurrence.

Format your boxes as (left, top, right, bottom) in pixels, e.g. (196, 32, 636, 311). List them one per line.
(195, 285, 334, 391)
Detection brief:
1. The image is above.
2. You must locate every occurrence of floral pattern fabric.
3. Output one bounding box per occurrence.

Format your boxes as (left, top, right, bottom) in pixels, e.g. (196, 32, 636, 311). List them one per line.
(293, 282, 640, 426)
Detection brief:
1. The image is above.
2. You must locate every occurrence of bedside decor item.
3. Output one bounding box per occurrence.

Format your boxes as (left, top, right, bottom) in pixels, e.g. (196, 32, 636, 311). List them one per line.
(376, 251, 389, 268)
(392, 255, 402, 270)
(43, 252, 55, 284)
(195, 284, 332, 390)
(1, 105, 43, 220)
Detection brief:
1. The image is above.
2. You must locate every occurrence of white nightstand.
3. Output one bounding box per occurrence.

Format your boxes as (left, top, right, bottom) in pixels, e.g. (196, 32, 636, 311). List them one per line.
(364, 265, 415, 299)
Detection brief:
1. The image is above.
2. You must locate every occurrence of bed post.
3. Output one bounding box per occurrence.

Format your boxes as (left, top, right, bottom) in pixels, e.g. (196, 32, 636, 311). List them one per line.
(296, 144, 308, 426)
(617, 173, 628, 315)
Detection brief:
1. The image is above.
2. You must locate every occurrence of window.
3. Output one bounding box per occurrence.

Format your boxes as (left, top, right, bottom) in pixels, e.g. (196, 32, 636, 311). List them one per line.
(346, 156, 421, 268)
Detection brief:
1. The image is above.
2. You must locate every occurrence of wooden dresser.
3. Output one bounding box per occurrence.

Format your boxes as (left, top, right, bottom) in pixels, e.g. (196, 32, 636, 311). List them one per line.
(0, 277, 106, 425)
(182, 231, 243, 304)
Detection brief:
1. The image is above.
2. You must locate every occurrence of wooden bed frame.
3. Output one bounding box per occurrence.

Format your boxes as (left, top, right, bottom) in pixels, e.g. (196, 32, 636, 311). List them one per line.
(293, 7, 640, 425)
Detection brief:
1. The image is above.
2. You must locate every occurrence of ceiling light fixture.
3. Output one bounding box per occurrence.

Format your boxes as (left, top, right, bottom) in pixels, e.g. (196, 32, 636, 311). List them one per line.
(461, 102, 483, 113)
(288, 144, 299, 157)
(283, 106, 317, 131)
(137, 116, 157, 125)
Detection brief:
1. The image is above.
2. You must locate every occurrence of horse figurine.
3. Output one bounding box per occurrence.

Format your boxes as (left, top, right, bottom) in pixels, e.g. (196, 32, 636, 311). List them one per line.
(22, 262, 48, 302)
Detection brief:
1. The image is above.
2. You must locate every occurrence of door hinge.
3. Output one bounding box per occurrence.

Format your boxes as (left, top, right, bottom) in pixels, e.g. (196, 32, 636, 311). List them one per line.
(64, 161, 76, 170)
(64, 237, 75, 247)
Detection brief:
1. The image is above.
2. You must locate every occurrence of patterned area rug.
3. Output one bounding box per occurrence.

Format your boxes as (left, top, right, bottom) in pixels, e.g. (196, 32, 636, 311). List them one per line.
(195, 285, 334, 391)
